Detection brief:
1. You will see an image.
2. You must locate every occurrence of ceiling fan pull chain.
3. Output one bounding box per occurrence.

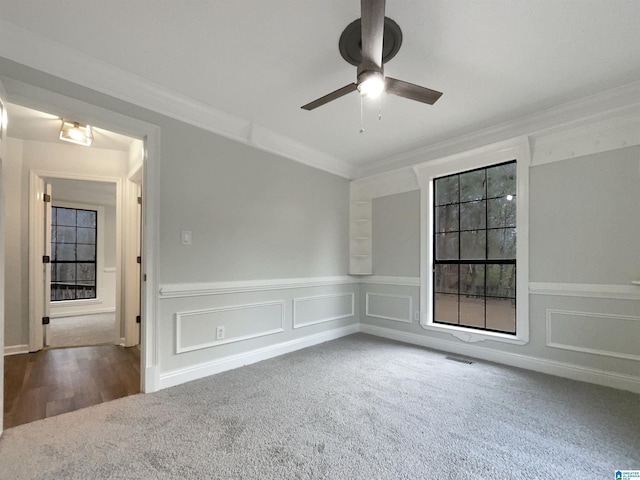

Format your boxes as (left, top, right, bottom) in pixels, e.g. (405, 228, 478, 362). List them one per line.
(378, 94, 382, 120)
(360, 95, 365, 133)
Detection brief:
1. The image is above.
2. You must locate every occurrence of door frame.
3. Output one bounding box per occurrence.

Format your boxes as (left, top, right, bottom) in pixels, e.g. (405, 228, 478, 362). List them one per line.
(29, 171, 123, 351)
(1, 77, 161, 395)
(0, 79, 7, 434)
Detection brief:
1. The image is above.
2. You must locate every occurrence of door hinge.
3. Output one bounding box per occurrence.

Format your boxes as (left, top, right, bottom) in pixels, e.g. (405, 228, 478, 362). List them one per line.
(137, 196, 142, 205)
(137, 256, 142, 264)
(43, 255, 51, 263)
(136, 315, 141, 324)
(42, 316, 50, 325)
(43, 193, 51, 203)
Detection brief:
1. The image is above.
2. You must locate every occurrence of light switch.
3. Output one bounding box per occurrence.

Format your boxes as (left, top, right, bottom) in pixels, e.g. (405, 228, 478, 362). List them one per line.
(181, 230, 192, 245)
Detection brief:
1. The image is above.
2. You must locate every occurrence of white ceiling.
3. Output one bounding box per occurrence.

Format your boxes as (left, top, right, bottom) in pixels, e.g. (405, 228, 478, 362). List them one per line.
(1, 0, 639, 177)
(5, 102, 137, 152)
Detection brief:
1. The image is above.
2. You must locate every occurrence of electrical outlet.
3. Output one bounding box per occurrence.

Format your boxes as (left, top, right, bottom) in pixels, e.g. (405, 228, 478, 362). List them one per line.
(414, 310, 420, 322)
(216, 326, 225, 340)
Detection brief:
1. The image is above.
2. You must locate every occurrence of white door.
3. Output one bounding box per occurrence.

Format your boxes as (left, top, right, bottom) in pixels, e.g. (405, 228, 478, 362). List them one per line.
(135, 183, 142, 345)
(43, 183, 52, 346)
(28, 173, 52, 351)
(0, 78, 8, 435)
(124, 173, 142, 347)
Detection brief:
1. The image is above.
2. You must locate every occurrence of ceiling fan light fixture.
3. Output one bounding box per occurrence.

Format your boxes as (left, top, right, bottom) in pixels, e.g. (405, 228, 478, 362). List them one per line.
(357, 71, 385, 98)
(59, 120, 93, 146)
(300, 0, 443, 111)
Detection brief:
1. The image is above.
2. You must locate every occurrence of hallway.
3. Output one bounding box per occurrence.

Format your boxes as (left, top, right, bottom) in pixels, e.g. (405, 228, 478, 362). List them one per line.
(3, 345, 139, 429)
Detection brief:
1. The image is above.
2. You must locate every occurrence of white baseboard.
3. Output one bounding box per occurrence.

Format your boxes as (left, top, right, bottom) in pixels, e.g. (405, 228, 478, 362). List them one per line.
(50, 307, 116, 318)
(4, 344, 29, 356)
(360, 324, 640, 394)
(159, 323, 359, 390)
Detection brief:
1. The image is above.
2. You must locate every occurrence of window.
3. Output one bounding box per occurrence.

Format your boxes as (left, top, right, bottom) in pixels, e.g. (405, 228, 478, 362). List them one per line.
(414, 137, 529, 345)
(51, 207, 97, 301)
(433, 161, 517, 334)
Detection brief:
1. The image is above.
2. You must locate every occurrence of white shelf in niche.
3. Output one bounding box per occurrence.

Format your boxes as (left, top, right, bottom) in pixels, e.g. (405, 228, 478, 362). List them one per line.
(349, 195, 372, 275)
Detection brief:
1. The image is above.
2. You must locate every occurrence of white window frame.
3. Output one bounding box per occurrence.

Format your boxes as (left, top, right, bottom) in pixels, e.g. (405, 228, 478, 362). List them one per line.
(413, 137, 530, 345)
(50, 200, 105, 308)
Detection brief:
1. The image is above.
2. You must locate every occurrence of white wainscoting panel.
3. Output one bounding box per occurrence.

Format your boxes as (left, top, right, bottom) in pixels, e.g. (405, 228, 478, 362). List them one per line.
(160, 324, 359, 389)
(365, 292, 413, 323)
(292, 293, 355, 329)
(176, 300, 285, 354)
(546, 309, 640, 362)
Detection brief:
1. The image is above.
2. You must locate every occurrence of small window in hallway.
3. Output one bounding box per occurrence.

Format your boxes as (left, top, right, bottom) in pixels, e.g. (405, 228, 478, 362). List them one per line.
(51, 206, 97, 301)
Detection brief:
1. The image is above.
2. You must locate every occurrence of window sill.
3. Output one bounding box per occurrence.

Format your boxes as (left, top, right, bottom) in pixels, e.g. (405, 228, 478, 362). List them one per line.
(420, 321, 529, 345)
(51, 298, 102, 307)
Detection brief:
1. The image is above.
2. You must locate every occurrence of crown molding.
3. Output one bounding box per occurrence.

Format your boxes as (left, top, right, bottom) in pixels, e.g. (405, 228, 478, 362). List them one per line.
(351, 166, 419, 199)
(0, 20, 355, 179)
(359, 80, 640, 178)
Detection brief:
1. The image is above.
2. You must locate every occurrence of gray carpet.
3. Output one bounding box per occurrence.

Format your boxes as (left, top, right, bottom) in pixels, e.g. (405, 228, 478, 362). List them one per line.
(0, 333, 638, 479)
(49, 313, 116, 348)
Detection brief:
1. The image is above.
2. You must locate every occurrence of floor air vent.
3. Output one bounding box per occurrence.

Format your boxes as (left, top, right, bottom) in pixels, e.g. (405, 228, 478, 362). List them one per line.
(446, 356, 474, 365)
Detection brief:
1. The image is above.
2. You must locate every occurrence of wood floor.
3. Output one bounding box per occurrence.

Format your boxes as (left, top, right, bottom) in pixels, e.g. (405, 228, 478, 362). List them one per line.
(3, 345, 140, 429)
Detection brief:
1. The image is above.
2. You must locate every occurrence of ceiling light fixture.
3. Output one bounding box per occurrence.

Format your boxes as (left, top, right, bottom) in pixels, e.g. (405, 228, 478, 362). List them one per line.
(59, 119, 93, 146)
(357, 71, 385, 98)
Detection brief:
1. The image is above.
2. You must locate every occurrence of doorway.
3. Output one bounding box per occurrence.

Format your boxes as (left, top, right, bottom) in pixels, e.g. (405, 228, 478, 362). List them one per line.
(3, 102, 144, 428)
(47, 179, 117, 349)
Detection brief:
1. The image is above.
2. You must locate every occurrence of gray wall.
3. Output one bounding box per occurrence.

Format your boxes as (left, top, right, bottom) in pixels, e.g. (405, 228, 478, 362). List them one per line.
(160, 121, 349, 283)
(364, 146, 640, 380)
(4, 139, 26, 347)
(104, 205, 117, 268)
(529, 146, 640, 284)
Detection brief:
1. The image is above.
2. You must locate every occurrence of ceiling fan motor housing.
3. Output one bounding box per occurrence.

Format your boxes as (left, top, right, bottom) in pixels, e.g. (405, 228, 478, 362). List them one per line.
(339, 17, 403, 67)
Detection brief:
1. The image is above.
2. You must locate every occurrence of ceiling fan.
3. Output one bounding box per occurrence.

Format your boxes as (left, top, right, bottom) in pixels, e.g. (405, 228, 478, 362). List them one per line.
(301, 0, 443, 111)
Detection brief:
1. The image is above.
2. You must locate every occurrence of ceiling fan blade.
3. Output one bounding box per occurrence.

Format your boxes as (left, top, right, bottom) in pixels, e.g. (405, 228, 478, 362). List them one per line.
(360, 0, 385, 72)
(301, 83, 358, 110)
(385, 77, 443, 105)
